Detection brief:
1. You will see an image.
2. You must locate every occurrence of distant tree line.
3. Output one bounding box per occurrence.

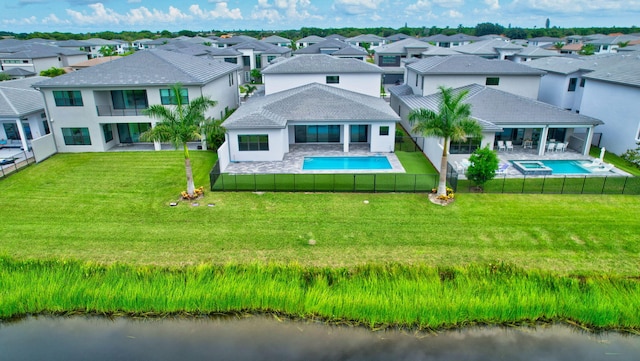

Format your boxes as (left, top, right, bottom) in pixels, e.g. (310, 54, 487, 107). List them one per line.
(2, 23, 638, 42)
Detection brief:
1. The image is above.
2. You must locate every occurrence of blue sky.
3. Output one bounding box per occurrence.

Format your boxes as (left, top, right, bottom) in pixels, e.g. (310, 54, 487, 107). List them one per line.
(2, 0, 639, 33)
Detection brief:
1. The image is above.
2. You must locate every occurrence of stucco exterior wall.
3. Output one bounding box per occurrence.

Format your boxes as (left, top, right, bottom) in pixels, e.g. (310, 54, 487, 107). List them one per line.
(226, 128, 288, 162)
(264, 73, 381, 97)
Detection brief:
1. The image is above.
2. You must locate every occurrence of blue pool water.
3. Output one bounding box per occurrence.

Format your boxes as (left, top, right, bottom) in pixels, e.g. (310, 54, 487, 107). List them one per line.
(515, 160, 593, 175)
(303, 156, 392, 170)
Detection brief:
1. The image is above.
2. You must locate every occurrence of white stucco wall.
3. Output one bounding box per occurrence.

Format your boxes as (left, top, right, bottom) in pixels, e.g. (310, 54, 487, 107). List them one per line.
(31, 133, 57, 162)
(580, 79, 639, 155)
(420, 74, 541, 98)
(264, 73, 381, 97)
(369, 122, 396, 152)
(537, 71, 584, 111)
(227, 128, 288, 162)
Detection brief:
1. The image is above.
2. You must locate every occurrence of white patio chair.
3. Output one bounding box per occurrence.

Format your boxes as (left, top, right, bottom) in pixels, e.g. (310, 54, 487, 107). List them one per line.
(546, 143, 556, 152)
(497, 140, 506, 151)
(505, 140, 514, 152)
(556, 142, 566, 152)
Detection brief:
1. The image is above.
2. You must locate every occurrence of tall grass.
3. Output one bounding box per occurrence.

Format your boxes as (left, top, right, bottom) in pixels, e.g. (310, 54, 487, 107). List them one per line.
(2, 257, 638, 331)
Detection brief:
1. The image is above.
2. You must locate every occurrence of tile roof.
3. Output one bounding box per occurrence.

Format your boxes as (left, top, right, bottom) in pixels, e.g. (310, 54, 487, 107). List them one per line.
(261, 54, 382, 74)
(232, 40, 291, 54)
(33, 49, 240, 88)
(0, 43, 87, 59)
(293, 39, 360, 55)
(0, 76, 47, 117)
(223, 83, 399, 129)
(396, 84, 602, 128)
(525, 56, 585, 74)
(454, 38, 523, 56)
(406, 55, 545, 75)
(374, 38, 431, 55)
(582, 54, 640, 88)
(261, 35, 291, 43)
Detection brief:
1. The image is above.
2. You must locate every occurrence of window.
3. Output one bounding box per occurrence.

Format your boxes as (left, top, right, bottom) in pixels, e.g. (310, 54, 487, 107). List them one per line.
(381, 56, 397, 65)
(242, 56, 250, 67)
(568, 78, 578, 92)
(3, 123, 20, 140)
(228, 73, 234, 86)
(224, 57, 237, 64)
(62, 127, 91, 145)
(485, 77, 500, 86)
(580, 78, 586, 87)
(102, 124, 113, 143)
(350, 125, 368, 143)
(326, 75, 340, 84)
(42, 120, 50, 135)
(294, 125, 340, 143)
(415, 74, 419, 87)
(160, 88, 188, 105)
(53, 90, 83, 106)
(238, 134, 269, 151)
(244, 71, 251, 83)
(379, 126, 389, 136)
(267, 56, 276, 63)
(111, 90, 148, 109)
(636, 122, 640, 141)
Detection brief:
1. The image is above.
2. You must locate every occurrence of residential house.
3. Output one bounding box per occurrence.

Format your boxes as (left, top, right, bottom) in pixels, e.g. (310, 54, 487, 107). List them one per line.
(0, 67, 36, 79)
(132, 38, 153, 50)
(292, 39, 368, 59)
(33, 49, 241, 153)
(374, 38, 431, 84)
(526, 56, 587, 112)
(209, 35, 256, 49)
(232, 40, 292, 83)
(386, 33, 411, 43)
(528, 37, 562, 47)
(345, 34, 387, 50)
(454, 38, 524, 60)
(585, 34, 640, 54)
(83, 38, 130, 58)
(218, 83, 399, 169)
(511, 46, 561, 63)
(404, 55, 545, 99)
(390, 83, 603, 169)
(295, 35, 325, 49)
(421, 34, 479, 48)
(325, 34, 347, 42)
(0, 76, 51, 152)
(261, 35, 292, 48)
(578, 54, 640, 155)
(261, 54, 383, 97)
(0, 43, 88, 74)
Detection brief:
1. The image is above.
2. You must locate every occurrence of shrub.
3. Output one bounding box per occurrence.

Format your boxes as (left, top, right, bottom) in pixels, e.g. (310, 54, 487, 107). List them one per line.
(465, 146, 499, 190)
(621, 142, 640, 168)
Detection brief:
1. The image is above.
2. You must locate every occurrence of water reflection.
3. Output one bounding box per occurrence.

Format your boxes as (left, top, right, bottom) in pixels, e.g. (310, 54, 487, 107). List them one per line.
(1, 316, 639, 361)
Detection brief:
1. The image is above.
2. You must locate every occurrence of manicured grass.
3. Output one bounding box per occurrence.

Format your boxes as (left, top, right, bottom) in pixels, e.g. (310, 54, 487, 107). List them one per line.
(2, 259, 639, 331)
(1, 151, 639, 275)
(395, 151, 437, 174)
(590, 146, 640, 176)
(1, 151, 639, 329)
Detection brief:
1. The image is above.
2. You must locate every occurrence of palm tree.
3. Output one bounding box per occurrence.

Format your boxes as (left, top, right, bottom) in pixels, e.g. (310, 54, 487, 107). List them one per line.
(408, 86, 482, 197)
(141, 83, 218, 198)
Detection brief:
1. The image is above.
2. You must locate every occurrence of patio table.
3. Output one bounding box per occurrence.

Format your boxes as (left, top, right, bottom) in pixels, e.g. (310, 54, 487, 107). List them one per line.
(523, 140, 532, 149)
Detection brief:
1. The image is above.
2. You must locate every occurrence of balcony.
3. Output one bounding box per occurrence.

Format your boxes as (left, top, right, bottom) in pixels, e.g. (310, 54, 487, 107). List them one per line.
(96, 105, 148, 117)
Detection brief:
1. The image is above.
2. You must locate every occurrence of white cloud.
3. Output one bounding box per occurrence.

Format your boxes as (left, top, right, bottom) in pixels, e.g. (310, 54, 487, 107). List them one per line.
(509, 0, 640, 13)
(443, 9, 463, 18)
(66, 3, 192, 25)
(371, 13, 381, 21)
(251, 0, 319, 22)
(189, 2, 243, 20)
(406, 1, 432, 12)
(2, 16, 38, 25)
(42, 14, 71, 24)
(484, 0, 500, 10)
(432, 0, 464, 8)
(127, 0, 142, 4)
(332, 0, 383, 15)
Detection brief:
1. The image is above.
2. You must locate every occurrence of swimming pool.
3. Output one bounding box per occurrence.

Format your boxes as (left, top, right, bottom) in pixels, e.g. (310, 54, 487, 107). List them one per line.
(512, 160, 605, 175)
(302, 156, 392, 170)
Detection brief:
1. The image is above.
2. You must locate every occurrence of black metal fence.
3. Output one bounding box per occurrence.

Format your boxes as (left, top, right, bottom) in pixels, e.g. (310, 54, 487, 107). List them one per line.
(457, 174, 640, 195)
(0, 151, 35, 179)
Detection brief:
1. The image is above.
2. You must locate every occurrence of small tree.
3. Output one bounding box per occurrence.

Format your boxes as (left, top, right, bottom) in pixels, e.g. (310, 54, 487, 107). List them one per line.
(465, 146, 500, 191)
(98, 45, 116, 57)
(0, 72, 11, 81)
(40, 67, 66, 77)
(621, 142, 640, 168)
(250, 68, 262, 84)
(579, 44, 596, 55)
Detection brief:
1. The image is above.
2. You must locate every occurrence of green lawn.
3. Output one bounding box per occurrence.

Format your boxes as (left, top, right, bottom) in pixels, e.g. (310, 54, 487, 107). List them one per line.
(1, 151, 639, 275)
(590, 146, 640, 176)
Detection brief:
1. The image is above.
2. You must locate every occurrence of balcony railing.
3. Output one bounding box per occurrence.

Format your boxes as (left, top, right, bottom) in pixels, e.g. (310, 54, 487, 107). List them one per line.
(96, 105, 148, 117)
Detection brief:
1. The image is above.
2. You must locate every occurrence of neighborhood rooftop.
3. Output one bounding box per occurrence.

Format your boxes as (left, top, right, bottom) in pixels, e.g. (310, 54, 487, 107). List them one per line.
(223, 82, 399, 130)
(262, 54, 383, 74)
(33, 49, 241, 88)
(0, 76, 47, 117)
(406, 55, 546, 75)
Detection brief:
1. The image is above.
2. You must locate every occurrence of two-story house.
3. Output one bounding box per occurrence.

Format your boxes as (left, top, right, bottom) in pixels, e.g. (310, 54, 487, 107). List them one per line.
(374, 38, 431, 85)
(232, 40, 291, 83)
(0, 43, 88, 74)
(292, 39, 368, 60)
(34, 49, 241, 153)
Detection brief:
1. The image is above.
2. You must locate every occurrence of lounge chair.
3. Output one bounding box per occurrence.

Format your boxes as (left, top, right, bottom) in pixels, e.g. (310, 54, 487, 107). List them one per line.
(591, 163, 615, 172)
(583, 159, 603, 168)
(546, 143, 556, 152)
(496, 163, 509, 175)
(497, 140, 506, 151)
(505, 140, 514, 152)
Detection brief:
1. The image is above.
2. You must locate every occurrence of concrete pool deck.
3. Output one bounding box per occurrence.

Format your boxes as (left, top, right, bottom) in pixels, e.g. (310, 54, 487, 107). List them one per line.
(222, 144, 405, 174)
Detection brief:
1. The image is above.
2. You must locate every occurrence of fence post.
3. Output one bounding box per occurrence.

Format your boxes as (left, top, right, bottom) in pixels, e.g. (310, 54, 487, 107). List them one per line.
(373, 174, 377, 193)
(560, 176, 566, 194)
(521, 175, 526, 193)
(601, 176, 607, 194)
(414, 174, 417, 193)
(622, 177, 628, 194)
(333, 174, 335, 193)
(254, 174, 257, 192)
(394, 174, 397, 192)
(581, 176, 586, 194)
(541, 176, 546, 194)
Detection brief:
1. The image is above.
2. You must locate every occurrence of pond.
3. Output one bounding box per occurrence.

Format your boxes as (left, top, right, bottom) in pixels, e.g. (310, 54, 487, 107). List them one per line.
(1, 316, 639, 361)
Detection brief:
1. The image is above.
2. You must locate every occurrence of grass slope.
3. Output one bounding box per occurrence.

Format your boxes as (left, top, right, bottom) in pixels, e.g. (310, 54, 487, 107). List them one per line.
(1, 152, 638, 275)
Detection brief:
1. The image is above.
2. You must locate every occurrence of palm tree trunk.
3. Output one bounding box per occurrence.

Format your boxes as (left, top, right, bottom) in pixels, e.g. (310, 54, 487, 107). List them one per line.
(183, 144, 195, 197)
(437, 139, 449, 197)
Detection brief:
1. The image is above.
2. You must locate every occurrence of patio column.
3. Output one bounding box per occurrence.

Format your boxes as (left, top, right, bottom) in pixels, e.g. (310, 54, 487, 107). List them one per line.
(15, 119, 29, 151)
(151, 121, 161, 151)
(343, 124, 350, 152)
(583, 126, 595, 156)
(538, 126, 549, 156)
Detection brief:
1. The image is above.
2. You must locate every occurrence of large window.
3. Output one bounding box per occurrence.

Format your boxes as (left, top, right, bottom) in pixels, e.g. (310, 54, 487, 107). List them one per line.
(326, 76, 340, 84)
(224, 57, 238, 64)
(62, 127, 91, 145)
(53, 90, 83, 106)
(485, 77, 500, 86)
(102, 124, 113, 143)
(111, 90, 148, 109)
(159, 88, 188, 105)
(381, 56, 397, 65)
(117, 123, 151, 143)
(294, 125, 340, 143)
(3, 123, 20, 140)
(350, 125, 368, 143)
(238, 134, 269, 151)
(568, 78, 578, 92)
